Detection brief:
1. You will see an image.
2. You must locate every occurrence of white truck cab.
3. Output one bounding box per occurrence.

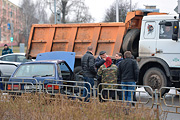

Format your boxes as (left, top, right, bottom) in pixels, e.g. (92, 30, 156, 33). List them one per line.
(138, 14, 180, 95)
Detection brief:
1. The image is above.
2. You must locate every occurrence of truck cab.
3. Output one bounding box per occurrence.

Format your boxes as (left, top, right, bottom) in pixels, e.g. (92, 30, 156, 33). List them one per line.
(138, 14, 180, 95)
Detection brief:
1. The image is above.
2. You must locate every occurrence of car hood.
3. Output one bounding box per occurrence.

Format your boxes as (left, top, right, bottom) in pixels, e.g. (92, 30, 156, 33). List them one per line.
(36, 51, 75, 71)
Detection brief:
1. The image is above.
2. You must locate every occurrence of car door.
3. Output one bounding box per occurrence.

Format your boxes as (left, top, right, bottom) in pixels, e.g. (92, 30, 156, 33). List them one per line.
(58, 62, 73, 80)
(156, 21, 180, 67)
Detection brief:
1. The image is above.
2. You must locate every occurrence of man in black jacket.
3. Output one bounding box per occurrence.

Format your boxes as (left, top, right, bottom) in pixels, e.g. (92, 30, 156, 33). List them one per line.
(95, 51, 107, 102)
(81, 46, 96, 102)
(118, 51, 139, 103)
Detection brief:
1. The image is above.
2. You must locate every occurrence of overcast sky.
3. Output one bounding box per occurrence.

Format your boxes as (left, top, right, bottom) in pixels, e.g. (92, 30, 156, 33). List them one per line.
(9, 0, 178, 22)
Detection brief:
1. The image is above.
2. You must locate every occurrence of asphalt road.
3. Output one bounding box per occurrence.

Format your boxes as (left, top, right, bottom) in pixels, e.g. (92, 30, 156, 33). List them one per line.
(136, 87, 180, 120)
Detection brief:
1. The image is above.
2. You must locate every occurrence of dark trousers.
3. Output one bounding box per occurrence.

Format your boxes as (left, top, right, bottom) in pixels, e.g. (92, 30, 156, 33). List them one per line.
(83, 77, 94, 102)
(97, 77, 103, 102)
(102, 90, 115, 100)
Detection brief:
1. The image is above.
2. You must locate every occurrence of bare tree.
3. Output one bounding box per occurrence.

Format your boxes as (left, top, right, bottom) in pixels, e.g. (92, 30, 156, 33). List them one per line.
(35, 0, 49, 24)
(71, 0, 94, 23)
(104, 0, 137, 22)
(20, 0, 38, 45)
(47, 0, 94, 23)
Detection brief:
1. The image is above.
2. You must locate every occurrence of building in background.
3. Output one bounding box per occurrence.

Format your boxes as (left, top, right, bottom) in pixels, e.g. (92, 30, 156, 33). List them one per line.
(0, 0, 25, 47)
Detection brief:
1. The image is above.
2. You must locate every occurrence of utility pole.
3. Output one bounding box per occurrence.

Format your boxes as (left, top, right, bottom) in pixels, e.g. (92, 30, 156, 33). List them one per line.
(178, 0, 180, 18)
(130, 0, 132, 11)
(10, 11, 13, 51)
(116, 0, 119, 22)
(54, 0, 56, 24)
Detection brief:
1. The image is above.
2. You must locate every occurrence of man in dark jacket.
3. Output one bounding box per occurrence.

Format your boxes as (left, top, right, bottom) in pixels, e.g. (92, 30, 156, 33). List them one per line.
(118, 51, 139, 102)
(2, 44, 13, 55)
(114, 53, 123, 100)
(95, 51, 107, 102)
(81, 46, 96, 102)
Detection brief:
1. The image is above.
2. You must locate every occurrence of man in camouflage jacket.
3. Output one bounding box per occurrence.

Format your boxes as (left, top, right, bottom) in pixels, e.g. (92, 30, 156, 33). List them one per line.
(97, 57, 118, 100)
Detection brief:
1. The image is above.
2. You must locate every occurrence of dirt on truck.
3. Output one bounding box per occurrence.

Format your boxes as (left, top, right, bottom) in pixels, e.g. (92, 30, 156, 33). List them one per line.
(27, 10, 180, 96)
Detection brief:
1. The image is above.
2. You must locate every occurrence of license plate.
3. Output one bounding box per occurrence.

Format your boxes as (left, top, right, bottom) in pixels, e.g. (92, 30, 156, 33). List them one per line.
(24, 85, 42, 90)
(24, 85, 32, 89)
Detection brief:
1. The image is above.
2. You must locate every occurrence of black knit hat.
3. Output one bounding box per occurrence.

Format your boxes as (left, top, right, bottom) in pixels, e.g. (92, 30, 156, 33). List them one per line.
(99, 51, 106, 55)
(4, 44, 8, 46)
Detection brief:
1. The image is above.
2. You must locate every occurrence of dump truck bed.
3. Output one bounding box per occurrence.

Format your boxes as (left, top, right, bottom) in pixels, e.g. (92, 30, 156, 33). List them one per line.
(27, 22, 126, 59)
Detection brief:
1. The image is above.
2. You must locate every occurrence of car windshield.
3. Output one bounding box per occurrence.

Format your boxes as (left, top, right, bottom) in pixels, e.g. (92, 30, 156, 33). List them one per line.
(14, 64, 55, 77)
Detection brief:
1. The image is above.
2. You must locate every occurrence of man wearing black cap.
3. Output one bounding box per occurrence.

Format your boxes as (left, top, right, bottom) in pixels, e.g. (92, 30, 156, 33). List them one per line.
(95, 51, 107, 102)
(95, 51, 107, 70)
(2, 44, 13, 55)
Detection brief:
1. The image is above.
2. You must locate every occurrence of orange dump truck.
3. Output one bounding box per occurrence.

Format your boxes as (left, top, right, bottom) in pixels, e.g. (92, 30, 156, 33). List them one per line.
(27, 10, 179, 95)
(26, 11, 149, 64)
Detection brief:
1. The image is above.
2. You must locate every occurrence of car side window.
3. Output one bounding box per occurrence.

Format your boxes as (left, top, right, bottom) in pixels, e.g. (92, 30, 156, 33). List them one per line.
(0, 64, 17, 77)
(2, 55, 16, 62)
(16, 55, 29, 62)
(59, 62, 71, 80)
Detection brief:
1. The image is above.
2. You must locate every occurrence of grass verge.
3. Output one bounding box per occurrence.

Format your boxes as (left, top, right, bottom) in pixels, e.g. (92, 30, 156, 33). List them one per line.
(0, 93, 166, 120)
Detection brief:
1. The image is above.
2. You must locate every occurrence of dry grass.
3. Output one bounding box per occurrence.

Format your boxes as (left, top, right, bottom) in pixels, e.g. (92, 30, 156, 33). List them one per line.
(0, 93, 162, 120)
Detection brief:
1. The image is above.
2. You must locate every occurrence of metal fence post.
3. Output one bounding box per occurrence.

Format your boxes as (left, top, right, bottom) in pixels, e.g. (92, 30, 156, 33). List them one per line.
(93, 85, 96, 101)
(155, 89, 160, 120)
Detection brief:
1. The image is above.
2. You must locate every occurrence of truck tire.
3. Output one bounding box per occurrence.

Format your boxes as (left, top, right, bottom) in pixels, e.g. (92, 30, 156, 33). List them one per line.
(143, 67, 169, 96)
(122, 29, 140, 57)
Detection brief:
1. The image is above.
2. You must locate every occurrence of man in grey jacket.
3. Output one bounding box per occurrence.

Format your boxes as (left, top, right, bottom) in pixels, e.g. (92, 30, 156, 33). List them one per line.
(81, 46, 96, 102)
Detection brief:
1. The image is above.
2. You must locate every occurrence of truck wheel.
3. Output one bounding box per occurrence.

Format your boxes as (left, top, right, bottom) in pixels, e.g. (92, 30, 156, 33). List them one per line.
(143, 67, 169, 96)
(122, 29, 140, 57)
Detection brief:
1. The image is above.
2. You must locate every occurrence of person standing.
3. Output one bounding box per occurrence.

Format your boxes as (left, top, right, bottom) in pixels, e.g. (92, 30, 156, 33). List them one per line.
(97, 57, 118, 100)
(95, 51, 107, 101)
(2, 44, 13, 55)
(81, 46, 96, 102)
(114, 53, 123, 100)
(118, 51, 139, 103)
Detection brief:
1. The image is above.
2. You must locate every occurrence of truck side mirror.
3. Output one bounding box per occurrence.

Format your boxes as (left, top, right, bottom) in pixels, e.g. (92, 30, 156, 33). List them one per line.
(172, 21, 179, 41)
(173, 21, 179, 34)
(172, 34, 178, 41)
